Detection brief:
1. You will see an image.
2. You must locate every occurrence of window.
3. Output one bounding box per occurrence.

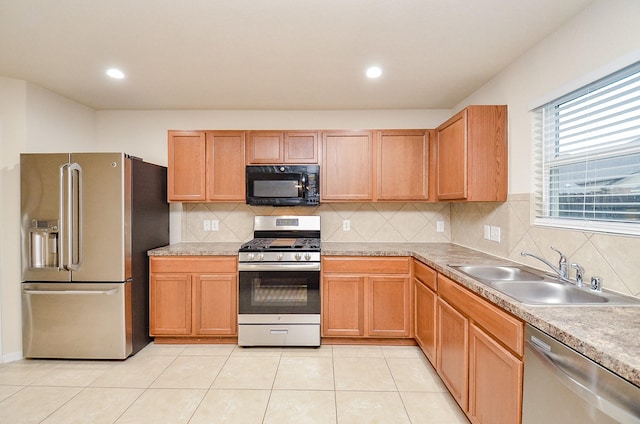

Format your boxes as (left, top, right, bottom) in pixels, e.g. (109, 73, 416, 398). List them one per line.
(534, 61, 640, 235)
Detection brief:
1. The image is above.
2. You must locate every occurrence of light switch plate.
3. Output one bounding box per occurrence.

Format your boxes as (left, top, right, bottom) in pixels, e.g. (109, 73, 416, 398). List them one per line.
(484, 225, 491, 240)
(436, 221, 445, 232)
(343, 220, 351, 231)
(203, 220, 211, 231)
(211, 220, 219, 231)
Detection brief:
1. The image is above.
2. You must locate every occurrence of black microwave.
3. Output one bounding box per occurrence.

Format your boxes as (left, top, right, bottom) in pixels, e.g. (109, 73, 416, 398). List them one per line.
(246, 165, 320, 206)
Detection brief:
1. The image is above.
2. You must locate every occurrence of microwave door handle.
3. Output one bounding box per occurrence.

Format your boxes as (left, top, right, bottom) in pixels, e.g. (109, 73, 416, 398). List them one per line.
(67, 162, 82, 271)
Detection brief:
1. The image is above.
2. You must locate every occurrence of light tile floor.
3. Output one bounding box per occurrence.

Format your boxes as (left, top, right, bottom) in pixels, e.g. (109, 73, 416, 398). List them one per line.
(0, 343, 469, 424)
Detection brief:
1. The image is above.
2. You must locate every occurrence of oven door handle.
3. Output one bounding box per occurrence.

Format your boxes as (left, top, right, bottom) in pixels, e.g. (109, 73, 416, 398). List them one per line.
(238, 262, 321, 272)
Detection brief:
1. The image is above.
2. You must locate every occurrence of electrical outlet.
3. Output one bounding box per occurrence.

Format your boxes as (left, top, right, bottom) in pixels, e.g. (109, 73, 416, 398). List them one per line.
(436, 221, 445, 232)
(203, 220, 211, 231)
(484, 225, 491, 240)
(490, 226, 501, 242)
(211, 220, 219, 231)
(343, 220, 351, 231)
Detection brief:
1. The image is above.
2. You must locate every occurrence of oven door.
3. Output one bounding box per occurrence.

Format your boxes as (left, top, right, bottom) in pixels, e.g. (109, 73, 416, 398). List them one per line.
(238, 263, 320, 315)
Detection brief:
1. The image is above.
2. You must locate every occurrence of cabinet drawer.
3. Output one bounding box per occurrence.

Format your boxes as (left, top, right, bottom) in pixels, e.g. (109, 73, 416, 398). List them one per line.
(322, 257, 410, 274)
(438, 274, 524, 357)
(150, 256, 237, 274)
(413, 260, 437, 291)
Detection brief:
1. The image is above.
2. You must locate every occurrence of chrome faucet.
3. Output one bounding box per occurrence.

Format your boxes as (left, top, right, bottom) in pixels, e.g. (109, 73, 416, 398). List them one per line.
(521, 247, 569, 281)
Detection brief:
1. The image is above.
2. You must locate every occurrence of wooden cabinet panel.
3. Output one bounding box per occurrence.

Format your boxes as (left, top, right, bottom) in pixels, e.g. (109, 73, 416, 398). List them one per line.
(149, 273, 192, 335)
(436, 116, 466, 199)
(414, 270, 437, 364)
(378, 130, 429, 200)
(435, 105, 507, 201)
(168, 131, 206, 201)
(321, 257, 411, 339)
(205, 131, 245, 201)
(193, 274, 237, 335)
(321, 131, 374, 201)
(322, 275, 364, 337)
(368, 276, 411, 337)
(437, 297, 469, 411)
(469, 324, 523, 424)
(247, 131, 318, 164)
(246, 131, 283, 164)
(438, 273, 523, 356)
(284, 132, 318, 163)
(149, 256, 237, 340)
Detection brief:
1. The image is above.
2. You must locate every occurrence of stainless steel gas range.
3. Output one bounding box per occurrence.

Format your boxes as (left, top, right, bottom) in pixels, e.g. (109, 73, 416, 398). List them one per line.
(237, 216, 321, 347)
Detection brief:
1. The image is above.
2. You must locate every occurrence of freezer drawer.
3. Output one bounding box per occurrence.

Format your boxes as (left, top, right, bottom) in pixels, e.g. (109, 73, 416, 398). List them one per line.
(22, 282, 132, 359)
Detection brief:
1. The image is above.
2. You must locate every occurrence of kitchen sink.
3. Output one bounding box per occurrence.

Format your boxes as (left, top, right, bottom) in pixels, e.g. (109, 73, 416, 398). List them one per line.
(450, 265, 545, 281)
(449, 264, 640, 306)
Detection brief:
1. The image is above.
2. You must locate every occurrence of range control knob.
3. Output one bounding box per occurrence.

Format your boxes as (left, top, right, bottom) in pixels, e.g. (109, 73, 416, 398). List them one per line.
(247, 253, 255, 261)
(295, 253, 302, 261)
(276, 253, 284, 261)
(258, 253, 264, 261)
(304, 253, 312, 261)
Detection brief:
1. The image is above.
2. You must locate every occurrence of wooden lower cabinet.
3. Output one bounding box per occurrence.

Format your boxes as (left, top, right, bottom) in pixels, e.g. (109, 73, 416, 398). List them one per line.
(436, 297, 469, 410)
(149, 256, 237, 342)
(321, 257, 411, 339)
(469, 323, 523, 424)
(413, 260, 438, 364)
(434, 272, 524, 424)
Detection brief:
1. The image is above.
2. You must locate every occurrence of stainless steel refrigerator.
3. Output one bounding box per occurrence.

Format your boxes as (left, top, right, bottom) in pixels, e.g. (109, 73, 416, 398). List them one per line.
(20, 153, 169, 359)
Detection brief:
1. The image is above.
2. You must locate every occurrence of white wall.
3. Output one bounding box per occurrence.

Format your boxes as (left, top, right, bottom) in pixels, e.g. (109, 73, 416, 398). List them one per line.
(0, 77, 27, 362)
(0, 81, 96, 361)
(456, 0, 640, 194)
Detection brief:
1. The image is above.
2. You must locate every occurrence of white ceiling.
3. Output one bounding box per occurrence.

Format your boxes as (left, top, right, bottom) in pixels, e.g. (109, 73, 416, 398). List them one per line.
(0, 0, 594, 110)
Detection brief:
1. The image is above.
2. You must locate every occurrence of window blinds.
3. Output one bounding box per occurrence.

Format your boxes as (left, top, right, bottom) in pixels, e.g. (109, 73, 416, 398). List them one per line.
(535, 61, 640, 229)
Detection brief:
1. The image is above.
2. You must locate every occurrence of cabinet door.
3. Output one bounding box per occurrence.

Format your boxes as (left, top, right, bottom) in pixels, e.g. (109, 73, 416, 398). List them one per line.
(284, 132, 318, 163)
(436, 112, 467, 200)
(167, 131, 206, 201)
(414, 278, 437, 364)
(322, 275, 365, 337)
(193, 274, 237, 335)
(205, 131, 246, 201)
(437, 297, 469, 411)
(149, 273, 192, 335)
(321, 131, 374, 201)
(378, 130, 429, 200)
(469, 324, 522, 424)
(246, 131, 283, 164)
(368, 276, 411, 337)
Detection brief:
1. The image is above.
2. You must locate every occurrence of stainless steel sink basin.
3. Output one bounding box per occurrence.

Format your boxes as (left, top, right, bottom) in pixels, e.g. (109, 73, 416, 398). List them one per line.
(451, 265, 545, 282)
(449, 264, 640, 306)
(489, 281, 607, 305)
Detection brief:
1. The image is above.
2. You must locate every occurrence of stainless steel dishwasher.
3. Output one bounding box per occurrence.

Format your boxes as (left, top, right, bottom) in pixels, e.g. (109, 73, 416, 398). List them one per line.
(523, 324, 640, 423)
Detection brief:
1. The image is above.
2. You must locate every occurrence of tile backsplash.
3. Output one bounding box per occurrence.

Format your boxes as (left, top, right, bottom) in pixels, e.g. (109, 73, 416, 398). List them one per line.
(182, 194, 640, 297)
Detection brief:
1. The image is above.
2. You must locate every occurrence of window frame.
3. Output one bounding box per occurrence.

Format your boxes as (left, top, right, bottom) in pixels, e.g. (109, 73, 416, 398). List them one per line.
(533, 61, 640, 236)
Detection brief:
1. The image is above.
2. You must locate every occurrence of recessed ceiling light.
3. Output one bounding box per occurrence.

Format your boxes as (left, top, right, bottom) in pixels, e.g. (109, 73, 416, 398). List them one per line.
(106, 68, 125, 79)
(366, 66, 382, 79)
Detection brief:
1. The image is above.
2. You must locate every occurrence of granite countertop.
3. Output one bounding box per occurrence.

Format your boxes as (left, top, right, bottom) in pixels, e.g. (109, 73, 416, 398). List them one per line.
(148, 241, 640, 387)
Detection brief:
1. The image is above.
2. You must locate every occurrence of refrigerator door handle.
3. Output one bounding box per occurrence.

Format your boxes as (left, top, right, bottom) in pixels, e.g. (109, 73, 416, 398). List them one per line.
(68, 162, 82, 271)
(23, 288, 118, 295)
(59, 163, 68, 271)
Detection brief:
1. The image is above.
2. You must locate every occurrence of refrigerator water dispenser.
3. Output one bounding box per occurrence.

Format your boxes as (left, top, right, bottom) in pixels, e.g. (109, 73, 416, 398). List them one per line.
(29, 220, 58, 268)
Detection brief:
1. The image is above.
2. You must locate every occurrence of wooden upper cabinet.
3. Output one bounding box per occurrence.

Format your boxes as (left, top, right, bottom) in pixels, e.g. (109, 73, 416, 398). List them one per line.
(205, 131, 245, 201)
(435, 105, 507, 201)
(377, 130, 430, 201)
(321, 131, 375, 201)
(168, 131, 207, 201)
(246, 131, 318, 164)
(167, 130, 245, 202)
